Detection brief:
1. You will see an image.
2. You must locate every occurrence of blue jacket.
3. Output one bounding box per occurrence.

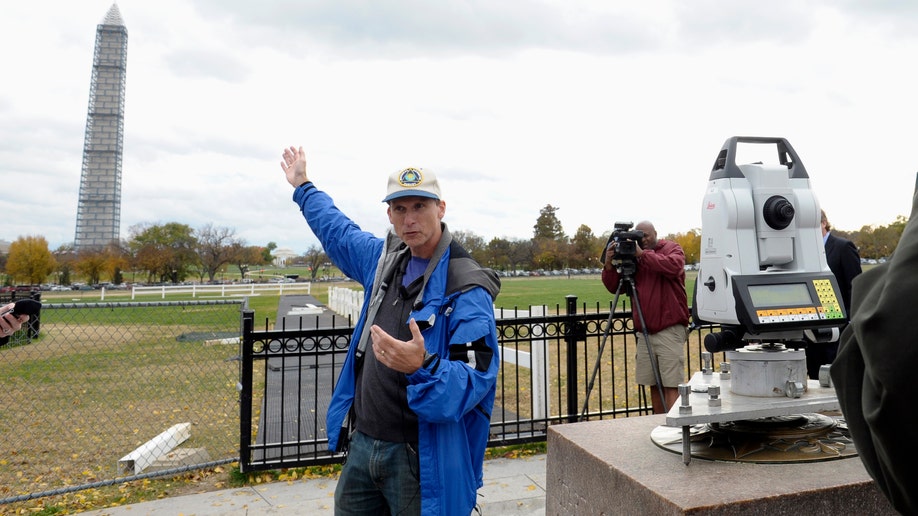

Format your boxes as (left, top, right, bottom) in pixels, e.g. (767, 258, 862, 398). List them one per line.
(293, 182, 501, 515)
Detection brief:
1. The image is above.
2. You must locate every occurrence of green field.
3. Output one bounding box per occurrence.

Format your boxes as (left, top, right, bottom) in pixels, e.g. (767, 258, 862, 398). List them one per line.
(36, 272, 700, 317)
(492, 272, 698, 311)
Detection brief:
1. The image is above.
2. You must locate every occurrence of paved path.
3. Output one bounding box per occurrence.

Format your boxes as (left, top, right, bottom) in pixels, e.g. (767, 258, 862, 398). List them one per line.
(78, 453, 547, 515)
(251, 294, 347, 464)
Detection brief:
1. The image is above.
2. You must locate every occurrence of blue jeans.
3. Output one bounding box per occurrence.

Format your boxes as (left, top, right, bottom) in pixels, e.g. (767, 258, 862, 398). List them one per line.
(335, 430, 421, 515)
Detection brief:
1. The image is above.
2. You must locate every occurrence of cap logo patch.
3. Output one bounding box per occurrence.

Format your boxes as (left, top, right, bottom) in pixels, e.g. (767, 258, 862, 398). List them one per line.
(398, 168, 423, 188)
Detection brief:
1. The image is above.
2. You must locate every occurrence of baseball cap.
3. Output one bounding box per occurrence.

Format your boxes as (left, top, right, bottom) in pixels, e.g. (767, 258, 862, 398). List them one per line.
(382, 167, 441, 203)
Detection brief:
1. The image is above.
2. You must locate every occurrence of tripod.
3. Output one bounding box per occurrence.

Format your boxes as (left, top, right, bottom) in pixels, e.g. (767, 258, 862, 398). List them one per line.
(580, 263, 667, 420)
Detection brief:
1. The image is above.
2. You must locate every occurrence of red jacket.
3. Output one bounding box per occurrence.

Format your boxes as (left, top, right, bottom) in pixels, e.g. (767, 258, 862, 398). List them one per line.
(601, 239, 689, 334)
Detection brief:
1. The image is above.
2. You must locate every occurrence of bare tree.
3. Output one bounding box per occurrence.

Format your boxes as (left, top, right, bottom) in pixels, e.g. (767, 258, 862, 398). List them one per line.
(301, 245, 329, 281)
(452, 230, 488, 264)
(196, 224, 240, 282)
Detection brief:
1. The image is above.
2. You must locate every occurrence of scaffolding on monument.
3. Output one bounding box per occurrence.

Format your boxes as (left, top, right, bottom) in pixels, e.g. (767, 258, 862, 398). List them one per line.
(74, 4, 127, 251)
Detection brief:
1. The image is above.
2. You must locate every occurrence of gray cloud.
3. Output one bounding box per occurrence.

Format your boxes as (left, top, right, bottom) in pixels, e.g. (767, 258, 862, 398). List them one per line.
(673, 1, 816, 47)
(163, 47, 253, 82)
(184, 0, 918, 61)
(181, 0, 918, 60)
(186, 0, 670, 58)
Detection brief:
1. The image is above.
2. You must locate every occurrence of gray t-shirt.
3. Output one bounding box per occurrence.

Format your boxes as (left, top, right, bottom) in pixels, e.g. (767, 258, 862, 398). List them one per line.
(353, 259, 426, 443)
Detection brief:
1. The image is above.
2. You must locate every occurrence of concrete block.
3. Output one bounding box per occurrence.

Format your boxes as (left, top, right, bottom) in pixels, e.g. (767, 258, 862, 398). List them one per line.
(147, 447, 212, 473)
(546, 414, 896, 515)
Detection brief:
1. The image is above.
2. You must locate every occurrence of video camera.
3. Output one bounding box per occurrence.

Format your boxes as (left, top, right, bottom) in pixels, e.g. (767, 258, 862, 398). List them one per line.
(600, 222, 645, 277)
(611, 222, 644, 259)
(693, 137, 846, 354)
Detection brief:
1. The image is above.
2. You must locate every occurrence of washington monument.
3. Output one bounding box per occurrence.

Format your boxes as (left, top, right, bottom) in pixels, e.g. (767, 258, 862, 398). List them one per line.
(74, 4, 127, 251)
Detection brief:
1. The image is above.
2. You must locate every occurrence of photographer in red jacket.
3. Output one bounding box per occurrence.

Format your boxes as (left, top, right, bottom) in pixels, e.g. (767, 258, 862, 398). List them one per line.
(601, 221, 690, 414)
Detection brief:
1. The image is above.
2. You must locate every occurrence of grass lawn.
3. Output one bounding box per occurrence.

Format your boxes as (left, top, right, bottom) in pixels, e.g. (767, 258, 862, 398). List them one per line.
(493, 272, 698, 312)
(36, 271, 699, 315)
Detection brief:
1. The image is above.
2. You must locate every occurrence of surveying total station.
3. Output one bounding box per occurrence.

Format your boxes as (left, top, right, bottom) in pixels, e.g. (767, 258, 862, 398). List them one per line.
(655, 137, 852, 465)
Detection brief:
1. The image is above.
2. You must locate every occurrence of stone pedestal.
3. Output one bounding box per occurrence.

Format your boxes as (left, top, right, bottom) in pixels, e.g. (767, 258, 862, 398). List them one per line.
(546, 414, 895, 515)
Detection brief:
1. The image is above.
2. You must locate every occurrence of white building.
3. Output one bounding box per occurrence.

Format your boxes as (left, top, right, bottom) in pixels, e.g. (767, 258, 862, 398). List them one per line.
(272, 247, 299, 267)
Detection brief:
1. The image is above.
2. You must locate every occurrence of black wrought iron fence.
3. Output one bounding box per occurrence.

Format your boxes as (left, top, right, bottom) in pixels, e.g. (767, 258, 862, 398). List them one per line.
(0, 299, 244, 506)
(239, 310, 353, 471)
(238, 296, 721, 472)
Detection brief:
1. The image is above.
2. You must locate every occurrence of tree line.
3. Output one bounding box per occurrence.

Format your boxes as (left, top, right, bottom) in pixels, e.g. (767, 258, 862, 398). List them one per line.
(453, 205, 907, 273)
(2, 223, 278, 287)
(0, 206, 908, 286)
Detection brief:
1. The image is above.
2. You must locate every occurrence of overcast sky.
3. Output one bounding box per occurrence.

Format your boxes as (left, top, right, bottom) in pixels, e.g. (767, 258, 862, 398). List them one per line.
(2, 1, 917, 255)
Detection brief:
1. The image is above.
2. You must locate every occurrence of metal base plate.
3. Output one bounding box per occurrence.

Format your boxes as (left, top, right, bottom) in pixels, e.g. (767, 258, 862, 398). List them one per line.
(665, 372, 839, 427)
(657, 370, 854, 463)
(651, 412, 858, 463)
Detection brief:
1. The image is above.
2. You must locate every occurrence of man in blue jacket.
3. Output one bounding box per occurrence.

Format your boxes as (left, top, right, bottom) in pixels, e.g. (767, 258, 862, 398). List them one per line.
(280, 146, 501, 515)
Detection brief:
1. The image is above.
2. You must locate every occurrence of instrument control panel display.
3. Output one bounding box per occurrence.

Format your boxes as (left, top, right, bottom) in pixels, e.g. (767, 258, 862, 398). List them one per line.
(732, 274, 845, 332)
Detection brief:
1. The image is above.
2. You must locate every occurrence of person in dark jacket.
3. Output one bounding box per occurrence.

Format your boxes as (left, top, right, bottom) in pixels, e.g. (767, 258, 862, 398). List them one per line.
(280, 146, 500, 516)
(821, 209, 862, 313)
(806, 210, 862, 379)
(831, 191, 918, 515)
(601, 221, 690, 414)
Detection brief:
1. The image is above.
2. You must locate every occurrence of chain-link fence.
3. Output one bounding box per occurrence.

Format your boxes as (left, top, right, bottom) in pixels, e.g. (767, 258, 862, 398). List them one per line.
(0, 299, 244, 506)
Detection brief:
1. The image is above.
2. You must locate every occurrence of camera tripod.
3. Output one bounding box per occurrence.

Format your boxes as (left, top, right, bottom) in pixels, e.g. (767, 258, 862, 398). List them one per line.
(580, 264, 668, 420)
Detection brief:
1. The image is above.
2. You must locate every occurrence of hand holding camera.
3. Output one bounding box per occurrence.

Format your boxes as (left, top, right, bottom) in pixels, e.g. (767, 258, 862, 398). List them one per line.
(0, 299, 40, 336)
(600, 222, 645, 276)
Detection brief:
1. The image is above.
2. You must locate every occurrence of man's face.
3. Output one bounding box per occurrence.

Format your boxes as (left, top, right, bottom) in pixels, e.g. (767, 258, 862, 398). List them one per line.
(636, 223, 657, 250)
(387, 196, 446, 258)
